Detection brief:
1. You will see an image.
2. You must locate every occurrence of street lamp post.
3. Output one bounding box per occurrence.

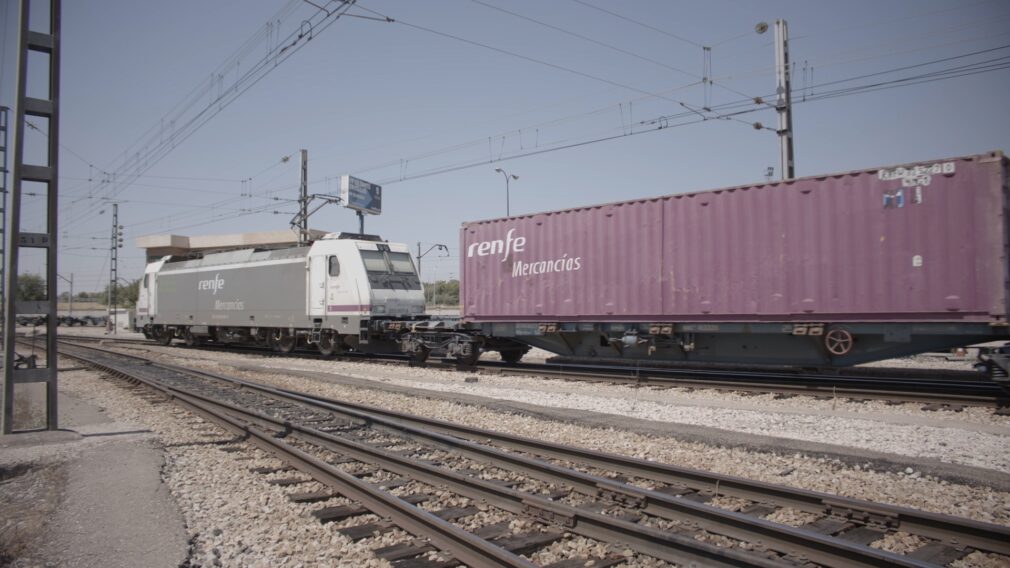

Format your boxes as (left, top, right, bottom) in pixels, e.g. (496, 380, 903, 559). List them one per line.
(416, 242, 449, 307)
(494, 168, 518, 217)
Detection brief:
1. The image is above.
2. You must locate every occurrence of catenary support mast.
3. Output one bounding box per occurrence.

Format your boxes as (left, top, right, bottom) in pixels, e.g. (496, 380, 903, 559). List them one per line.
(2, 0, 62, 434)
(774, 19, 795, 180)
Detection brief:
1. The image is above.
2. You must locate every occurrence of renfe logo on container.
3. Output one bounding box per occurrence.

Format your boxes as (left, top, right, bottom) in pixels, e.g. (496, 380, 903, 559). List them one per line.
(468, 228, 583, 278)
(198, 273, 225, 295)
(467, 228, 526, 262)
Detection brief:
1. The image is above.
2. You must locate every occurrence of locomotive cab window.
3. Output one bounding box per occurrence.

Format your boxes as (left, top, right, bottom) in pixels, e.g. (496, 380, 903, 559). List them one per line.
(328, 256, 340, 277)
(143, 274, 149, 288)
(361, 250, 389, 272)
(359, 249, 421, 290)
(388, 252, 415, 273)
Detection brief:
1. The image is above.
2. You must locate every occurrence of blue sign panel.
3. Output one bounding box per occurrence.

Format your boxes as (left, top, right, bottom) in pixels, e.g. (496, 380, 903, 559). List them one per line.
(340, 175, 382, 215)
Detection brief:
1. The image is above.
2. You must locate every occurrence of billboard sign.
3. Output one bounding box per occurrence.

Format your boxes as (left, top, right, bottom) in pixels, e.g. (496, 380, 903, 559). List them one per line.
(340, 175, 382, 215)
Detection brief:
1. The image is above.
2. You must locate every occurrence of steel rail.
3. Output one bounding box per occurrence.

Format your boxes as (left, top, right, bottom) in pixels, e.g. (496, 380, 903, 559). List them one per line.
(53, 337, 993, 561)
(55, 339, 1010, 556)
(58, 345, 537, 568)
(480, 362, 1005, 406)
(60, 342, 790, 568)
(269, 383, 1010, 558)
(227, 383, 953, 567)
(55, 335, 1007, 407)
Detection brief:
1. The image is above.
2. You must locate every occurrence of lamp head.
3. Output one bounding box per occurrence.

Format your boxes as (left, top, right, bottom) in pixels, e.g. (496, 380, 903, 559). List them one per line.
(494, 168, 504, 174)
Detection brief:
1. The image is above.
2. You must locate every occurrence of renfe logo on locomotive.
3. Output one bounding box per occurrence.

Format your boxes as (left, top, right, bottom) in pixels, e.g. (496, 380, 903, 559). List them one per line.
(467, 228, 526, 262)
(198, 273, 225, 295)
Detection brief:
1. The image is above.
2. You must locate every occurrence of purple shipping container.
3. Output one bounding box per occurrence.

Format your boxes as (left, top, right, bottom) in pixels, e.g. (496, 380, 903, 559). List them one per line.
(461, 152, 1009, 324)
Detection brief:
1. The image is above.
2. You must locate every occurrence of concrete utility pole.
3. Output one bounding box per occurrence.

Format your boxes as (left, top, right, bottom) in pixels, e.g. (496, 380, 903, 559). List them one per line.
(2, 0, 61, 434)
(774, 19, 795, 180)
(298, 149, 308, 245)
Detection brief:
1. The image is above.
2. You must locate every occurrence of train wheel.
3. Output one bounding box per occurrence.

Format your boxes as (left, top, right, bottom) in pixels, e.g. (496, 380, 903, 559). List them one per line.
(317, 332, 340, 357)
(274, 330, 296, 354)
(824, 328, 854, 356)
(410, 345, 430, 364)
(456, 349, 480, 367)
(182, 328, 197, 347)
(157, 327, 173, 346)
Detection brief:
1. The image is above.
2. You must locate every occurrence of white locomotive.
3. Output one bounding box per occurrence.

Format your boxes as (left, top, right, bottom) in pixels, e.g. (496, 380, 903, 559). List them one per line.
(136, 233, 430, 356)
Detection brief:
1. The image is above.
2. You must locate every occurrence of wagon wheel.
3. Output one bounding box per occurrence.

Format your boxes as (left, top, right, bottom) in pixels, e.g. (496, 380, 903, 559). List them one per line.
(410, 345, 430, 364)
(824, 328, 854, 356)
(182, 328, 197, 347)
(456, 346, 481, 367)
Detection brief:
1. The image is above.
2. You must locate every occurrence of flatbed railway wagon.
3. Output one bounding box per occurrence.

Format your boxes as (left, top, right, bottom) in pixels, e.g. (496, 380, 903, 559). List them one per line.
(136, 234, 429, 355)
(425, 151, 1010, 372)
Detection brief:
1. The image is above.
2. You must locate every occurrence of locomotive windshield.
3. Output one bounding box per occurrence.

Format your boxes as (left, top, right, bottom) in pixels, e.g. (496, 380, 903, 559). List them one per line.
(387, 252, 415, 273)
(360, 250, 421, 290)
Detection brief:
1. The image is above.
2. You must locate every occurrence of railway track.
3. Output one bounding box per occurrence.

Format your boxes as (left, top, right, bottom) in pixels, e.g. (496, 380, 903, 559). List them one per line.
(54, 339, 1010, 567)
(53, 334, 1010, 409)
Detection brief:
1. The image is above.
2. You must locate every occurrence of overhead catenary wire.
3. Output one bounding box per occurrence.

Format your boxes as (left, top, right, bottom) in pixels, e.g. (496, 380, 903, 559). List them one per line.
(359, 45, 1010, 186)
(567, 0, 705, 48)
(61, 0, 363, 231)
(467, 0, 700, 80)
(64, 40, 1010, 248)
(50, 5, 1010, 285)
(462, 0, 760, 106)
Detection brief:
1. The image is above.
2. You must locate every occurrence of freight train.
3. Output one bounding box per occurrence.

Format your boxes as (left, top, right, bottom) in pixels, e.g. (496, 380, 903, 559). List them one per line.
(137, 151, 1010, 376)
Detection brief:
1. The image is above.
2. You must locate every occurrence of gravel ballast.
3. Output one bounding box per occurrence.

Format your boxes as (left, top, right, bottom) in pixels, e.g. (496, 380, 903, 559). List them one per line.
(104, 344, 1010, 529)
(58, 365, 393, 567)
(141, 347, 1010, 474)
(43, 336, 1010, 567)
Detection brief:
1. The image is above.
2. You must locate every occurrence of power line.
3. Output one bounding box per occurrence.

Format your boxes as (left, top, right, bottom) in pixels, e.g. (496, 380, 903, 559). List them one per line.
(712, 13, 1010, 82)
(63, 0, 362, 230)
(462, 0, 761, 106)
(360, 45, 1010, 186)
(395, 18, 695, 103)
(467, 0, 699, 80)
(567, 0, 704, 48)
(793, 44, 1010, 91)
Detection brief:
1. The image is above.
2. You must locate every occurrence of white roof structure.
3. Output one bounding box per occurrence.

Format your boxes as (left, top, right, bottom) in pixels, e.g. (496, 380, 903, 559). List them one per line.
(135, 228, 330, 258)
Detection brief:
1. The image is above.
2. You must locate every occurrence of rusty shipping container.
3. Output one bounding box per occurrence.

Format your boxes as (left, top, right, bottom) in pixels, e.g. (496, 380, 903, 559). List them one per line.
(461, 152, 1009, 325)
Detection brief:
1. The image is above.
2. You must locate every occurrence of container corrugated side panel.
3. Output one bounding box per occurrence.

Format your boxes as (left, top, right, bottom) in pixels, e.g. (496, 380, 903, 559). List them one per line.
(661, 156, 1003, 321)
(462, 200, 663, 319)
(463, 152, 1007, 322)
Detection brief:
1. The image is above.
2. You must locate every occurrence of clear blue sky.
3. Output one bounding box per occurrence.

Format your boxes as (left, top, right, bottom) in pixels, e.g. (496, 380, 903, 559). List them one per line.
(2, 0, 1009, 293)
